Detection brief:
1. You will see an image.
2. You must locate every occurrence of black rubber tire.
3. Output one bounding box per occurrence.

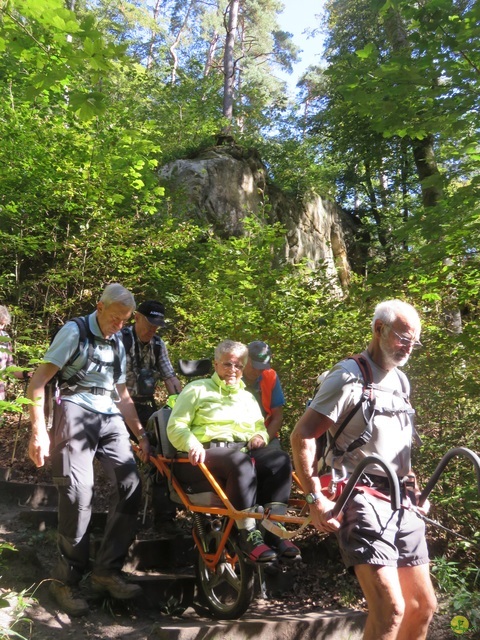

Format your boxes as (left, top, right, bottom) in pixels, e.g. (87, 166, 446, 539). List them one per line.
(195, 529, 254, 619)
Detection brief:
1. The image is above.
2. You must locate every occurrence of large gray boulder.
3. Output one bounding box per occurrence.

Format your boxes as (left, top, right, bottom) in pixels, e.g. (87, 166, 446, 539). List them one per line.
(160, 145, 361, 291)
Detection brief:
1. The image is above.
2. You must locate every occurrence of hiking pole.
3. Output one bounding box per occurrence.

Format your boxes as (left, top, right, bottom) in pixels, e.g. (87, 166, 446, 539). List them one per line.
(414, 510, 480, 551)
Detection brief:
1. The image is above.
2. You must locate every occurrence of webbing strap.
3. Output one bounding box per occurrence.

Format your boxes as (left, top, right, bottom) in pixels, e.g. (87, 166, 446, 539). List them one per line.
(261, 515, 312, 540)
(321, 354, 374, 465)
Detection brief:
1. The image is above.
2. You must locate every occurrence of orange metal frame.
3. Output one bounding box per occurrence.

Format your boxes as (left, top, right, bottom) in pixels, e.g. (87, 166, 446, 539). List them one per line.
(137, 447, 311, 570)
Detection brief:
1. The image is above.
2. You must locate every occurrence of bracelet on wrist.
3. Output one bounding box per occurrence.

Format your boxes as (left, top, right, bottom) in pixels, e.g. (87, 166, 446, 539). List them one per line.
(138, 432, 148, 441)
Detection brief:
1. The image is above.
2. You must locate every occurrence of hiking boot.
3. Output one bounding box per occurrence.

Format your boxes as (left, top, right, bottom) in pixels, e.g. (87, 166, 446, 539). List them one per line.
(49, 581, 89, 617)
(91, 572, 142, 600)
(264, 525, 301, 559)
(237, 528, 276, 563)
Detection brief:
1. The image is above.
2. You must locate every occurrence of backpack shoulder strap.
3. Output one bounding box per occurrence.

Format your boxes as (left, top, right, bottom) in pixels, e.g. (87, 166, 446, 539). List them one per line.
(325, 353, 375, 456)
(72, 315, 92, 353)
(61, 316, 121, 385)
(318, 354, 372, 467)
(339, 353, 377, 454)
(151, 335, 163, 362)
(58, 316, 92, 384)
(60, 316, 90, 367)
(349, 354, 373, 390)
(111, 332, 122, 384)
(395, 367, 409, 397)
(121, 325, 157, 372)
(120, 326, 133, 354)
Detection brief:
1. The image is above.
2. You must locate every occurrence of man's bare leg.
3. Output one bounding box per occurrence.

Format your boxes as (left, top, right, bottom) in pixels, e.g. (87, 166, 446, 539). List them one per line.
(396, 564, 437, 640)
(355, 564, 405, 640)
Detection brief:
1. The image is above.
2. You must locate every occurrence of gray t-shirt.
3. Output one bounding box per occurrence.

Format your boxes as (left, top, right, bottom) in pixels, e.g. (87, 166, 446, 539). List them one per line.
(44, 312, 126, 415)
(309, 351, 414, 477)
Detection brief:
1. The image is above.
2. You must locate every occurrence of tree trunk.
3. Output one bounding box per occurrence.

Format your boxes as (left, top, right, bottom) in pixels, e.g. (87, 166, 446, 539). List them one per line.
(204, 30, 219, 76)
(411, 134, 443, 207)
(364, 160, 392, 266)
(169, 1, 195, 84)
(223, 0, 240, 127)
(383, 7, 443, 208)
(146, 0, 161, 71)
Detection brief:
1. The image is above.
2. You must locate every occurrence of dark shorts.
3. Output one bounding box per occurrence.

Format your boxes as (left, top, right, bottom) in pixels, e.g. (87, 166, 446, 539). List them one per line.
(337, 489, 430, 569)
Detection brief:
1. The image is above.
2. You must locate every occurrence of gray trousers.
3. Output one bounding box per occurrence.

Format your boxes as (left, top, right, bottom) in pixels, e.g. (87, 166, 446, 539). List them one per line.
(50, 400, 142, 585)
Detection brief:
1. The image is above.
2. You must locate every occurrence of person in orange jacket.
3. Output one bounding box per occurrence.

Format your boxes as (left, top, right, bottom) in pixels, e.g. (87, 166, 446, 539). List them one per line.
(242, 340, 285, 449)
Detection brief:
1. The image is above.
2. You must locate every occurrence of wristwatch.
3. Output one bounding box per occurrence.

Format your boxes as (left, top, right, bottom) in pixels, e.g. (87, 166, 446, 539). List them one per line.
(305, 492, 322, 504)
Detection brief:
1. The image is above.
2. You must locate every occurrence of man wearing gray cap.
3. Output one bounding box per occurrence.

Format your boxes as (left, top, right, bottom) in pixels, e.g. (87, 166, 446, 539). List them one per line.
(242, 340, 285, 449)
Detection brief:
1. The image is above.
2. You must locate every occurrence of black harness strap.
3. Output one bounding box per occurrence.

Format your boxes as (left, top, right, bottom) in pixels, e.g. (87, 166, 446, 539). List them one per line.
(59, 316, 121, 390)
(319, 354, 374, 467)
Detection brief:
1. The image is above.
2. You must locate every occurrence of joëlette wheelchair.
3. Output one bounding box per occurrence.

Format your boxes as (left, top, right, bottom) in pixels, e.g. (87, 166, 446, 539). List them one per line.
(135, 360, 480, 619)
(138, 358, 308, 619)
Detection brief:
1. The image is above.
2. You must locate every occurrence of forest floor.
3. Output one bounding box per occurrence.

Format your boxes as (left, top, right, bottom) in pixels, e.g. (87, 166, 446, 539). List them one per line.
(0, 416, 459, 640)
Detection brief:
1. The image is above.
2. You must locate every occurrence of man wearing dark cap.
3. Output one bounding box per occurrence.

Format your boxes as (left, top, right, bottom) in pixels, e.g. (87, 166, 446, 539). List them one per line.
(121, 301, 182, 427)
(121, 300, 182, 529)
(242, 340, 285, 449)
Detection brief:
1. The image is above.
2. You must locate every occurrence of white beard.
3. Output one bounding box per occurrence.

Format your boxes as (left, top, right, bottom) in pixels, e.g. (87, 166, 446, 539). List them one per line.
(380, 336, 411, 368)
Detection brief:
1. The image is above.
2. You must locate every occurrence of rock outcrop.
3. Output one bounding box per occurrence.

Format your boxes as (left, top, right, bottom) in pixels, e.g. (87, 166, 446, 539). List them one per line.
(159, 145, 361, 291)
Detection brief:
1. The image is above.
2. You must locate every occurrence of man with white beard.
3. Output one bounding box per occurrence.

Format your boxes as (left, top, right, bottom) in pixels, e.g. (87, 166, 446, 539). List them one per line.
(291, 299, 437, 640)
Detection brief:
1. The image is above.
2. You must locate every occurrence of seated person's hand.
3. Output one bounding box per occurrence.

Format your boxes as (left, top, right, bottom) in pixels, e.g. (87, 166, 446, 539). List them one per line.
(188, 443, 206, 465)
(247, 435, 266, 450)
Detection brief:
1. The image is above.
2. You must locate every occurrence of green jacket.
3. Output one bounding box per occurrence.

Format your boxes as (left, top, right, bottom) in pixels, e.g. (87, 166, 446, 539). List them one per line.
(167, 372, 269, 452)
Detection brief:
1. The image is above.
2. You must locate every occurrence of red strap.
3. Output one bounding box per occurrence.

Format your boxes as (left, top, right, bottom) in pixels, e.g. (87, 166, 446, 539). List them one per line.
(319, 473, 412, 508)
(247, 543, 273, 561)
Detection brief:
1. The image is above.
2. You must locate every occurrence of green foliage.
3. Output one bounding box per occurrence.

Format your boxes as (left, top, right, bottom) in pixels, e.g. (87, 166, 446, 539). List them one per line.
(0, 0, 127, 119)
(432, 556, 480, 635)
(0, 544, 32, 640)
(0, 0, 478, 602)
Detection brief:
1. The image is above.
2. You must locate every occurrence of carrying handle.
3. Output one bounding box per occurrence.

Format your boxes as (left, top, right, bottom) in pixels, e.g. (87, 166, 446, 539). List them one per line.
(332, 454, 401, 518)
(418, 446, 480, 508)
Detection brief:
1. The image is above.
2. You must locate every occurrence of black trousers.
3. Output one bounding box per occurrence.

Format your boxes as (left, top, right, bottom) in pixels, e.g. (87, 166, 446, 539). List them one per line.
(172, 446, 292, 510)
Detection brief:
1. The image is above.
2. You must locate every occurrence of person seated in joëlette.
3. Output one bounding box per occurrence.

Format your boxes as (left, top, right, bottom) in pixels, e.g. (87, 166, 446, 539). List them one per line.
(166, 339, 300, 563)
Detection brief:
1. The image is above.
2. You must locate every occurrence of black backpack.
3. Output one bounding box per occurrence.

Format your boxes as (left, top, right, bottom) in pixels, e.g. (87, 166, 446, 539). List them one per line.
(45, 316, 121, 423)
(120, 326, 162, 365)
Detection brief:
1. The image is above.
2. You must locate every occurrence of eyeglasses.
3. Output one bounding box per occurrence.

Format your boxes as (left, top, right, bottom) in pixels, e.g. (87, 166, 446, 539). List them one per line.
(220, 361, 244, 370)
(389, 328, 422, 349)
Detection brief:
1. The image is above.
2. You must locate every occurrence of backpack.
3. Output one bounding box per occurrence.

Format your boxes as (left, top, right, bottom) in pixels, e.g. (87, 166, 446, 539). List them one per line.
(45, 316, 121, 424)
(314, 354, 414, 476)
(120, 326, 162, 365)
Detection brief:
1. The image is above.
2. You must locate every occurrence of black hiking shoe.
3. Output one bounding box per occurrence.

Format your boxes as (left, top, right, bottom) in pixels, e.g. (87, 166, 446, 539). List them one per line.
(263, 525, 301, 559)
(238, 528, 277, 563)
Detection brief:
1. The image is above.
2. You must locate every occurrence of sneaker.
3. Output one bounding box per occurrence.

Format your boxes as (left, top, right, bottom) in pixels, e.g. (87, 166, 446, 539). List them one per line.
(49, 581, 89, 617)
(263, 525, 301, 559)
(91, 572, 142, 600)
(238, 528, 276, 563)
